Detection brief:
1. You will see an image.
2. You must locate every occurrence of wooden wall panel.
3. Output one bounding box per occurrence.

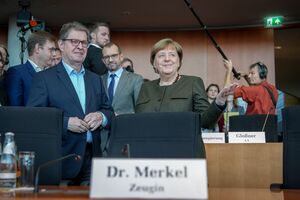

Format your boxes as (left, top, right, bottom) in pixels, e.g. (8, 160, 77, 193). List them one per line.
(0, 26, 8, 46)
(112, 28, 275, 88)
(0, 27, 275, 88)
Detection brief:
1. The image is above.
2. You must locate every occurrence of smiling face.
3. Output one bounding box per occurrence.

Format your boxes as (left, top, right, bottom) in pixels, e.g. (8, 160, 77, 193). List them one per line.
(248, 65, 263, 85)
(153, 45, 180, 79)
(102, 44, 123, 72)
(59, 29, 88, 69)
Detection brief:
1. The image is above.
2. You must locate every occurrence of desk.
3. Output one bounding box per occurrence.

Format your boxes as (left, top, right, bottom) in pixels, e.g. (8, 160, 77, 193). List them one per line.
(205, 143, 283, 188)
(1, 186, 300, 200)
(0, 143, 288, 199)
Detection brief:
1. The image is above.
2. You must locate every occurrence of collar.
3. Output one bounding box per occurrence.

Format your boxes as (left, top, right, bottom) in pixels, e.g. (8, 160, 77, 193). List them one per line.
(62, 60, 85, 76)
(89, 43, 102, 49)
(108, 67, 123, 78)
(28, 59, 43, 72)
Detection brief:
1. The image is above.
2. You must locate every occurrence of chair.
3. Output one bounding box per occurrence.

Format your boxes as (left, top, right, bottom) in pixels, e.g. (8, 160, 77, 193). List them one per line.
(107, 112, 205, 158)
(0, 106, 63, 185)
(229, 114, 278, 142)
(282, 105, 300, 188)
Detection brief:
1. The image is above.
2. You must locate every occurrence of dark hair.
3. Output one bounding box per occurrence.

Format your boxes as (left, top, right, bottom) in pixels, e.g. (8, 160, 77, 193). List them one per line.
(59, 21, 89, 41)
(89, 22, 110, 33)
(102, 42, 122, 53)
(249, 62, 268, 79)
(206, 83, 220, 93)
(121, 57, 134, 73)
(27, 31, 56, 56)
(150, 38, 183, 73)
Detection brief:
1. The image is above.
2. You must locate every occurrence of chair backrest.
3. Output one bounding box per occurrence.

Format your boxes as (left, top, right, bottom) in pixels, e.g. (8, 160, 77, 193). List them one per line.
(282, 105, 300, 189)
(107, 112, 205, 158)
(229, 114, 278, 142)
(0, 106, 63, 185)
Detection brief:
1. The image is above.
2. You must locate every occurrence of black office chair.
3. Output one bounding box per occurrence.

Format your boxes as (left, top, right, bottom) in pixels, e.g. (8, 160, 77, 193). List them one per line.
(0, 106, 63, 185)
(107, 112, 205, 158)
(281, 105, 300, 189)
(229, 114, 278, 142)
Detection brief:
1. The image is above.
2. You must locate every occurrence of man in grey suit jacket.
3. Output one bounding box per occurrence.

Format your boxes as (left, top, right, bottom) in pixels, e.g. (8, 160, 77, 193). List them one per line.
(101, 42, 143, 152)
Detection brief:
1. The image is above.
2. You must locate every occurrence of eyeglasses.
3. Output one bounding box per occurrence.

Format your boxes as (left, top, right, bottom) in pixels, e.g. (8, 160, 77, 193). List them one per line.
(62, 39, 89, 48)
(102, 53, 120, 62)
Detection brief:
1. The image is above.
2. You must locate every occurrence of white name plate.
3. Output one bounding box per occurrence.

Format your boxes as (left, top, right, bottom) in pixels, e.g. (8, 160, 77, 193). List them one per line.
(228, 131, 266, 143)
(90, 159, 208, 199)
(202, 133, 225, 143)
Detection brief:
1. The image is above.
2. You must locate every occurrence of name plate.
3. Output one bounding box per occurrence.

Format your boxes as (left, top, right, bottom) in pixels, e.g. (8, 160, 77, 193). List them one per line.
(202, 133, 225, 143)
(90, 159, 208, 199)
(228, 131, 266, 143)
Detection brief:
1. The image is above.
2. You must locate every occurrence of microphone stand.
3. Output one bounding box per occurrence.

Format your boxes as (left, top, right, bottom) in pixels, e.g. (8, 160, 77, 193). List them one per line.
(121, 144, 131, 158)
(184, 0, 241, 80)
(34, 153, 80, 193)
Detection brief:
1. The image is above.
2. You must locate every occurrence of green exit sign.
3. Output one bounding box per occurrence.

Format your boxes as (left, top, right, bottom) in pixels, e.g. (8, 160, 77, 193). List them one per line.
(264, 16, 284, 28)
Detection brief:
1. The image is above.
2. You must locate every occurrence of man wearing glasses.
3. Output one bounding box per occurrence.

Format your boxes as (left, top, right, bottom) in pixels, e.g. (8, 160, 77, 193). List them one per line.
(101, 42, 143, 153)
(5, 31, 56, 106)
(83, 22, 110, 76)
(27, 22, 114, 185)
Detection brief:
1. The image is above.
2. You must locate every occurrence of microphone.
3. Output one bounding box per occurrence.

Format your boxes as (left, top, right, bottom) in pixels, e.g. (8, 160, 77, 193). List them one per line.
(121, 144, 131, 158)
(261, 110, 270, 133)
(20, 19, 38, 33)
(33, 153, 81, 193)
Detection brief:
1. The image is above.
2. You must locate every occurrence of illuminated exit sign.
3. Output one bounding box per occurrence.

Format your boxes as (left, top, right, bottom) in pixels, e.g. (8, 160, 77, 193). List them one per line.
(264, 16, 284, 28)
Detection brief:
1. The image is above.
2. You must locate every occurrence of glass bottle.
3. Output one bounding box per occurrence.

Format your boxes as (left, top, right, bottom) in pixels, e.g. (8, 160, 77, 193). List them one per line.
(0, 132, 17, 188)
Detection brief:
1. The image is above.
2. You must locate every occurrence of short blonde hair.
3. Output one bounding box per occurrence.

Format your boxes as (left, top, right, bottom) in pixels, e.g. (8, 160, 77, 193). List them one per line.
(150, 38, 183, 72)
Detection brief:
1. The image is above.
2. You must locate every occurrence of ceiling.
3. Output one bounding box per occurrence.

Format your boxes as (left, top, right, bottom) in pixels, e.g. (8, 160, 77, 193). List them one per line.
(0, 0, 300, 30)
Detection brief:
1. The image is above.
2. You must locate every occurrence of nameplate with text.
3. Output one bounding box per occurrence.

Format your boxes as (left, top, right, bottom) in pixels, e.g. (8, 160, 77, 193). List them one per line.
(202, 133, 225, 143)
(228, 131, 266, 143)
(90, 159, 208, 199)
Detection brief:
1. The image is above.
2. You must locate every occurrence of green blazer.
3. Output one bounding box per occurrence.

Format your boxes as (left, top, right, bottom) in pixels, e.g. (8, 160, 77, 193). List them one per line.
(135, 75, 224, 129)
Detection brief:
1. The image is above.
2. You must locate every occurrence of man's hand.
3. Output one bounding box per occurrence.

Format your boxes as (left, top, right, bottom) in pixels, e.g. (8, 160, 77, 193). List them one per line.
(84, 112, 103, 131)
(68, 117, 89, 133)
(215, 83, 239, 106)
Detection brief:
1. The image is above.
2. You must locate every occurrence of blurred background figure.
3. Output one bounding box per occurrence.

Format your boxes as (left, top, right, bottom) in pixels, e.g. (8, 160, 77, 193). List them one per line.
(121, 57, 134, 73)
(206, 83, 220, 104)
(0, 44, 9, 71)
(51, 48, 62, 66)
(0, 49, 8, 105)
(5, 31, 56, 106)
(84, 22, 110, 75)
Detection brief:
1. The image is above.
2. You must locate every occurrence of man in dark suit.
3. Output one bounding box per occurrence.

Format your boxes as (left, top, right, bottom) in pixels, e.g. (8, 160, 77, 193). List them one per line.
(83, 22, 110, 76)
(5, 31, 56, 106)
(27, 22, 114, 185)
(101, 42, 143, 153)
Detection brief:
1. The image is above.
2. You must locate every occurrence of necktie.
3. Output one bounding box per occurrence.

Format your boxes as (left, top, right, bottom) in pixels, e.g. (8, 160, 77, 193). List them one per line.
(108, 74, 116, 104)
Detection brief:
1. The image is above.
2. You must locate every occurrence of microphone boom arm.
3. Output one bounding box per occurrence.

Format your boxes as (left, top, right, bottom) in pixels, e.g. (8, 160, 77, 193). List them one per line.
(34, 153, 80, 193)
(184, 0, 241, 79)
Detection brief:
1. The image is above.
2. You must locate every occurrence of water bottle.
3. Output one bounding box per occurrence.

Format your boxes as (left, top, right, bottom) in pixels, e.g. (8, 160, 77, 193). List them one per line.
(0, 132, 17, 188)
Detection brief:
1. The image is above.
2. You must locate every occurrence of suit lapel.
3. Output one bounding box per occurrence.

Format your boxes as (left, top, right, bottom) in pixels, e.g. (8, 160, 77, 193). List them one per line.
(101, 73, 108, 96)
(113, 70, 128, 105)
(25, 61, 36, 77)
(56, 63, 84, 114)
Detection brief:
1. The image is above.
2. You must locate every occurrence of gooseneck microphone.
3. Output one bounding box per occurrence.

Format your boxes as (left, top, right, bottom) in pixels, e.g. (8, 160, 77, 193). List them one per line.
(121, 144, 131, 158)
(34, 153, 81, 193)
